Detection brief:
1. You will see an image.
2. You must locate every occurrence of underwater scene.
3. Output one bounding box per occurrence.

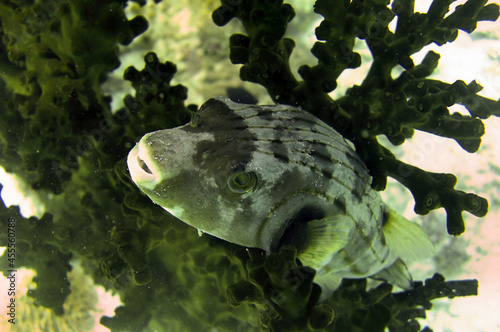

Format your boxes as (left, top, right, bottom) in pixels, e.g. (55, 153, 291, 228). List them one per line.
(0, 0, 499, 331)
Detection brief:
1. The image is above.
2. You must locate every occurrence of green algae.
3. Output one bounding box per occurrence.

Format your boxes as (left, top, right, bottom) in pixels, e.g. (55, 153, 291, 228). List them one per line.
(0, 0, 498, 331)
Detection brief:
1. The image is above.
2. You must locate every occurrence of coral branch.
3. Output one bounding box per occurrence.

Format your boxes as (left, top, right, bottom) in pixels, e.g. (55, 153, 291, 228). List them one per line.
(212, 0, 499, 233)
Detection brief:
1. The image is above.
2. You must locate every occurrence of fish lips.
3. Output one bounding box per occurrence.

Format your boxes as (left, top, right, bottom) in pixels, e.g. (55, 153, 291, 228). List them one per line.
(127, 139, 161, 190)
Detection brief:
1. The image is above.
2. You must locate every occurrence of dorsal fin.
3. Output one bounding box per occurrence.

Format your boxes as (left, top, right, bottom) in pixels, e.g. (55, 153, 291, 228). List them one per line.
(383, 205, 435, 262)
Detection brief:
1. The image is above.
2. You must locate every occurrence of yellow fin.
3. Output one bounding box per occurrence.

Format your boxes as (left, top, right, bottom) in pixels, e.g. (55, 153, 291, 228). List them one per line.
(314, 272, 343, 301)
(374, 258, 413, 290)
(296, 215, 354, 270)
(383, 205, 435, 262)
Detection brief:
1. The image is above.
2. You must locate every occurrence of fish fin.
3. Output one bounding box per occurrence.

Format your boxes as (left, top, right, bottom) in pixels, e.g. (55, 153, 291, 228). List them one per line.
(373, 258, 413, 290)
(383, 205, 435, 262)
(296, 215, 354, 270)
(314, 272, 343, 301)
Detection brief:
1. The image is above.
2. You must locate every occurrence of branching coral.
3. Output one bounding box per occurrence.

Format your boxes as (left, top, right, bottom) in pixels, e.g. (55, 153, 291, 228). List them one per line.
(0, 0, 498, 331)
(213, 0, 498, 235)
(227, 246, 478, 332)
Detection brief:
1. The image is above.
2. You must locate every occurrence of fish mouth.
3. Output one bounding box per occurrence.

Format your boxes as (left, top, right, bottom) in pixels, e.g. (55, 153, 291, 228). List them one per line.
(137, 156, 153, 174)
(127, 141, 160, 189)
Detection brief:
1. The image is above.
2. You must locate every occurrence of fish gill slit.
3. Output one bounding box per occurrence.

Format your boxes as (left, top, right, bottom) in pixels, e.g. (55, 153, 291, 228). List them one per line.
(256, 188, 338, 242)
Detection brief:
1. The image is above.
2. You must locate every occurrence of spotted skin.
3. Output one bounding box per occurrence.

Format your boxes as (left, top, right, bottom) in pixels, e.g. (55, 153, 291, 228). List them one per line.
(127, 97, 417, 292)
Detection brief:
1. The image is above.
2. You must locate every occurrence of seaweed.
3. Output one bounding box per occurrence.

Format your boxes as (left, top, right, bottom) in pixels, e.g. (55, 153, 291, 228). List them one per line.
(0, 0, 498, 331)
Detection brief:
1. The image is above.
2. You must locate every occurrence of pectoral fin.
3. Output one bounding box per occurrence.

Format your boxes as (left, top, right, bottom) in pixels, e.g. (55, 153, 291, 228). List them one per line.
(293, 215, 355, 270)
(314, 272, 343, 301)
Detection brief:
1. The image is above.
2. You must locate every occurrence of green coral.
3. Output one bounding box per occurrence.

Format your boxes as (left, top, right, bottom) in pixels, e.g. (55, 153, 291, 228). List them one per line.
(226, 246, 477, 332)
(213, 0, 498, 235)
(0, 0, 498, 331)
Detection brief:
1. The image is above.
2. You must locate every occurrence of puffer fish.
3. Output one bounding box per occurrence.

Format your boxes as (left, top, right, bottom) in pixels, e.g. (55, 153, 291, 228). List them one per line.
(127, 96, 434, 297)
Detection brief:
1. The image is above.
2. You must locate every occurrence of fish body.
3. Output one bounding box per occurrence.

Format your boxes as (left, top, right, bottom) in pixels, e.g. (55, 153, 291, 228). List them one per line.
(127, 97, 434, 296)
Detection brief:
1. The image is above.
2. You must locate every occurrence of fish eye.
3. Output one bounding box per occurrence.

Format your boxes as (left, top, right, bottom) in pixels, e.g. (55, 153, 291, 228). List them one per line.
(227, 171, 257, 193)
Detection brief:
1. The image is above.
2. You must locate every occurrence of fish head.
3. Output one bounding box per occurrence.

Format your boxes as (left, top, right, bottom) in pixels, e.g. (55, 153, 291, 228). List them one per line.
(128, 97, 315, 251)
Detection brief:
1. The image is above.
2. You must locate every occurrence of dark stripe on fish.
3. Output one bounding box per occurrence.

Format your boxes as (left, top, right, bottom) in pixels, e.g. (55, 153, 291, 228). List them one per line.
(244, 125, 344, 143)
(347, 216, 390, 268)
(241, 124, 368, 173)
(240, 109, 337, 134)
(240, 135, 366, 175)
(254, 147, 355, 193)
(184, 98, 258, 165)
